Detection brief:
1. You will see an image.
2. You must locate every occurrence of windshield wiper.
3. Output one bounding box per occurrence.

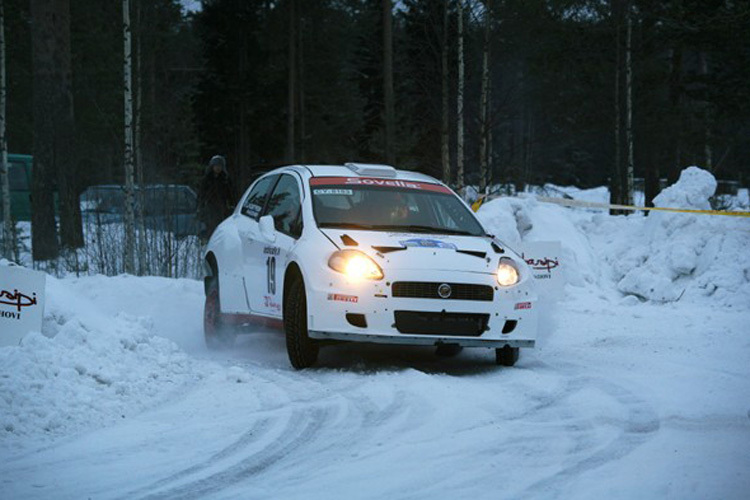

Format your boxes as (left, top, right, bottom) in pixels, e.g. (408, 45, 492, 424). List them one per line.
(369, 224, 476, 236)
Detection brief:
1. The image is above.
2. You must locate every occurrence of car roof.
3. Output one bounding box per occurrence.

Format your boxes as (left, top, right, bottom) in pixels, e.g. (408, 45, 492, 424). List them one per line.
(287, 163, 442, 185)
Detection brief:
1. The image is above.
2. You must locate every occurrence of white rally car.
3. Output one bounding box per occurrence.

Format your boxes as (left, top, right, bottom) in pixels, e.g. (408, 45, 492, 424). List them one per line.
(202, 163, 538, 369)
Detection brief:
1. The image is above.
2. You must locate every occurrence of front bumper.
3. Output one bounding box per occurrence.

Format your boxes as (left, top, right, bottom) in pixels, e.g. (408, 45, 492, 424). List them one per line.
(306, 268, 538, 349)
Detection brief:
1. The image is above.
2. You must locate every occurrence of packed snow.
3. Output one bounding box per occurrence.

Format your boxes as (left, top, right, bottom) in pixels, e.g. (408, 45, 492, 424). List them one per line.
(1, 167, 749, 499)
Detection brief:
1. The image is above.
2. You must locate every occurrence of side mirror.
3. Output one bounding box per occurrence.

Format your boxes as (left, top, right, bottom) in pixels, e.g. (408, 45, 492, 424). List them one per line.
(259, 214, 276, 242)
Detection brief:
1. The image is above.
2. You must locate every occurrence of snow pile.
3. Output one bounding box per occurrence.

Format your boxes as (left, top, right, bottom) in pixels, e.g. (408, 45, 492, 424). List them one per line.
(609, 167, 750, 306)
(477, 195, 600, 287)
(0, 274, 216, 446)
(738, 188, 749, 209)
(477, 167, 750, 308)
(654, 166, 717, 210)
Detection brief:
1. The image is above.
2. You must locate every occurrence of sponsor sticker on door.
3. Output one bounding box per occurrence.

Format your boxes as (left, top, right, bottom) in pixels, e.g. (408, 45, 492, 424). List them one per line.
(0, 265, 46, 346)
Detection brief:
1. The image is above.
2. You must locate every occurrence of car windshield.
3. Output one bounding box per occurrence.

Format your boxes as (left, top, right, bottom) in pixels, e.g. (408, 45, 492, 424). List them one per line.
(310, 177, 485, 236)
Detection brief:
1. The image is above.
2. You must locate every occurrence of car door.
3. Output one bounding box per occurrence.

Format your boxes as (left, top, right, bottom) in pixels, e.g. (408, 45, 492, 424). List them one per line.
(245, 173, 304, 317)
(234, 174, 279, 313)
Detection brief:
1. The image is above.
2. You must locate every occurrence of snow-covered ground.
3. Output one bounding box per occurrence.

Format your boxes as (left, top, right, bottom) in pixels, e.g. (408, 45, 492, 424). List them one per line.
(1, 167, 749, 499)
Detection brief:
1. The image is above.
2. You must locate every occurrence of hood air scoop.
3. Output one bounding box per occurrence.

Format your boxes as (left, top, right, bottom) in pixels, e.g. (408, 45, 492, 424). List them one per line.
(372, 245, 406, 254)
(456, 249, 487, 259)
(340, 234, 359, 246)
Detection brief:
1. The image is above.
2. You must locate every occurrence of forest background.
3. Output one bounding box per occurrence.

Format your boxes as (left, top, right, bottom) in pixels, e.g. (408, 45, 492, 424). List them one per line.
(2, 0, 749, 263)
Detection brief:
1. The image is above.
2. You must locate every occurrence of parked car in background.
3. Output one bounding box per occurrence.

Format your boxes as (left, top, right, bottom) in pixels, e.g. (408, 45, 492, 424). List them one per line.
(80, 184, 127, 225)
(0, 154, 35, 221)
(80, 184, 201, 238)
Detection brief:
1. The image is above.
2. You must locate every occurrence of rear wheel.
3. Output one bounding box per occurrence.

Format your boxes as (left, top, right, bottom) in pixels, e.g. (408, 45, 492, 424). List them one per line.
(284, 277, 318, 369)
(495, 345, 519, 366)
(204, 277, 236, 349)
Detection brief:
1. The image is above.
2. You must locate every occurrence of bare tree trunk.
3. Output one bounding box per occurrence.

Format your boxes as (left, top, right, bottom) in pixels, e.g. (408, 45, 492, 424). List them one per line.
(31, 0, 60, 261)
(611, 0, 622, 213)
(478, 0, 492, 194)
(238, 21, 249, 180)
(286, 0, 296, 163)
(440, 0, 450, 184)
(123, 0, 136, 274)
(488, 82, 494, 189)
(699, 51, 712, 171)
(524, 111, 534, 189)
(456, 0, 465, 192)
(51, 0, 80, 251)
(383, 0, 395, 165)
(518, 65, 530, 192)
(624, 0, 634, 206)
(298, 6, 306, 163)
(0, 0, 10, 258)
(703, 122, 712, 171)
(135, 0, 147, 275)
(668, 45, 683, 185)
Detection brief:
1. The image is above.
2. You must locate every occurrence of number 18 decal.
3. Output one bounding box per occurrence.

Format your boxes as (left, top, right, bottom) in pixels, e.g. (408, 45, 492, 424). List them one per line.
(266, 256, 276, 295)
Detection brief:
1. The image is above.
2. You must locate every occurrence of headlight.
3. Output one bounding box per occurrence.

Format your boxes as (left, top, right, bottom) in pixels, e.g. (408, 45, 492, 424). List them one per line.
(328, 250, 384, 280)
(496, 258, 519, 286)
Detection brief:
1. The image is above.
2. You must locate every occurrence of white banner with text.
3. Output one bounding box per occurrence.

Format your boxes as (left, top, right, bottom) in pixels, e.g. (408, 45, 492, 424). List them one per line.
(0, 265, 46, 347)
(518, 241, 564, 300)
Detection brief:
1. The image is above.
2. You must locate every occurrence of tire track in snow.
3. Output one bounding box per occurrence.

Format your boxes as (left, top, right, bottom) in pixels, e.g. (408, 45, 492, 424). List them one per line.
(245, 368, 418, 487)
(244, 367, 423, 492)
(138, 405, 334, 500)
(423, 373, 659, 499)
(120, 417, 274, 500)
(264, 389, 416, 494)
(119, 365, 302, 499)
(521, 375, 660, 496)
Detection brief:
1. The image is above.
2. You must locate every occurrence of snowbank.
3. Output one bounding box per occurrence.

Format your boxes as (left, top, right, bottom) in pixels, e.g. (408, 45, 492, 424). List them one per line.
(0, 273, 221, 448)
(611, 167, 750, 306)
(476, 195, 600, 287)
(477, 167, 750, 308)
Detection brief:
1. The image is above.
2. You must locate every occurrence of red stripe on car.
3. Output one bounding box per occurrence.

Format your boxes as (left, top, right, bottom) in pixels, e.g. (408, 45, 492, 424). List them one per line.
(310, 177, 452, 194)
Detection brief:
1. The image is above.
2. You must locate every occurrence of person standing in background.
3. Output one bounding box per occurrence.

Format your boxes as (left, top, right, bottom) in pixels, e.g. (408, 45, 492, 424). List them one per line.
(198, 155, 234, 241)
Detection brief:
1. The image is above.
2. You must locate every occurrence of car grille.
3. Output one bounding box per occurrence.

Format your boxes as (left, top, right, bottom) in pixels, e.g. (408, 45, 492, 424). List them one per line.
(394, 311, 490, 337)
(391, 281, 493, 301)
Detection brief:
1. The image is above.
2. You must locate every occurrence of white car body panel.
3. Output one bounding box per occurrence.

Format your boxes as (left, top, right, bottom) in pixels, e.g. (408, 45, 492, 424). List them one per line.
(204, 164, 539, 350)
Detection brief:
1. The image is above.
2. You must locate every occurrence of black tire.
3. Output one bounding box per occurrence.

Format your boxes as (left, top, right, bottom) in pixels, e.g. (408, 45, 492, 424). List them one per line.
(284, 276, 319, 369)
(495, 345, 519, 366)
(204, 277, 236, 349)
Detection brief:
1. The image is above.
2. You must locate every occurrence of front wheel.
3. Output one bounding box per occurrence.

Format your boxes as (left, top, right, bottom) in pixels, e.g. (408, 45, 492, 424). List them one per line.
(204, 277, 236, 349)
(495, 345, 519, 366)
(284, 277, 319, 369)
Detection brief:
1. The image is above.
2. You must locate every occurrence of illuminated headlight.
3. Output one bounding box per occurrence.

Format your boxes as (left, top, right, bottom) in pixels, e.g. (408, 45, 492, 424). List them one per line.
(328, 250, 384, 281)
(496, 258, 519, 286)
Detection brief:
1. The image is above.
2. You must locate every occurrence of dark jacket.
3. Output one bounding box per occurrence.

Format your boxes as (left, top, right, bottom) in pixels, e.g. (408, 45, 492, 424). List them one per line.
(198, 168, 234, 236)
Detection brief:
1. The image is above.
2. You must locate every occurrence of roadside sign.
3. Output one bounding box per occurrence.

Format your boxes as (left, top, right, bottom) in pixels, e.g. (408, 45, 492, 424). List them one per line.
(518, 241, 563, 299)
(0, 265, 46, 346)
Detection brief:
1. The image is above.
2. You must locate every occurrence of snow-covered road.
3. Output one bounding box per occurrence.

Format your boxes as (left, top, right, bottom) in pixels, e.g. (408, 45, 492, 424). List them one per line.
(2, 168, 749, 499)
(2, 276, 748, 499)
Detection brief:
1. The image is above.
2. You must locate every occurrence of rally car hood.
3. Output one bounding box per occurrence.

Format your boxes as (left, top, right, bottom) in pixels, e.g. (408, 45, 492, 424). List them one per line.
(319, 228, 505, 274)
